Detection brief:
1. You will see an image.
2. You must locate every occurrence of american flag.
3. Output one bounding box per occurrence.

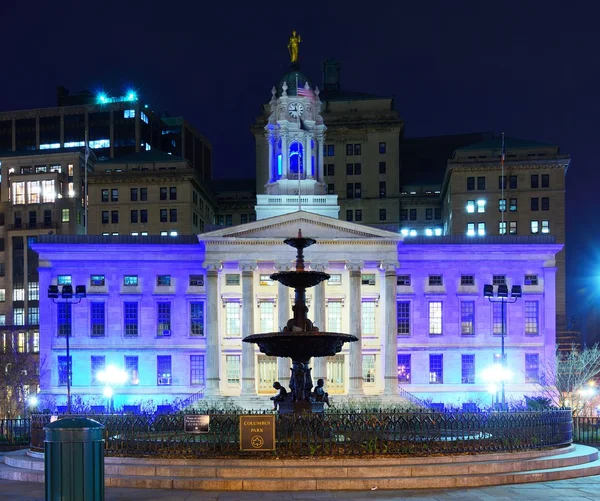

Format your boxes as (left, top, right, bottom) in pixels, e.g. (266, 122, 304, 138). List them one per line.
(297, 86, 315, 100)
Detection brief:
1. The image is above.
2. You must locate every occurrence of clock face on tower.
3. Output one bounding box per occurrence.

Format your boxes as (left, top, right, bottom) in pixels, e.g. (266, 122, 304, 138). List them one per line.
(288, 102, 304, 118)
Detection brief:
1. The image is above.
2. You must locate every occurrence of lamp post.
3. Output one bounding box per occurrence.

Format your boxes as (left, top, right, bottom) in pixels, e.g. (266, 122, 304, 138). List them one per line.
(96, 365, 128, 413)
(483, 283, 521, 410)
(48, 283, 87, 414)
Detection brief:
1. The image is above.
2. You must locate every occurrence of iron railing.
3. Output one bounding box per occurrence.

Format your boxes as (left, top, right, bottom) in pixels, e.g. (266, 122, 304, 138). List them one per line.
(29, 410, 573, 458)
(172, 388, 205, 412)
(572, 417, 600, 444)
(0, 418, 30, 446)
(397, 386, 431, 408)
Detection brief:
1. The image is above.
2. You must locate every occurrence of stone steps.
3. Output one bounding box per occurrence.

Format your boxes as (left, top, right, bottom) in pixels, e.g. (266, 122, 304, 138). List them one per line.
(2, 444, 599, 490)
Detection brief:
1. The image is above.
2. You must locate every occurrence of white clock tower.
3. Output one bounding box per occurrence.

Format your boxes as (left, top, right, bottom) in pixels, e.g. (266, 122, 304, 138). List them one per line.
(255, 34, 339, 220)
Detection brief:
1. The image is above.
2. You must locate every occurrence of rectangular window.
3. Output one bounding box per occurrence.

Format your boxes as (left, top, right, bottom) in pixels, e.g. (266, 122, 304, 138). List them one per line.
(226, 355, 240, 384)
(346, 163, 354, 175)
(91, 356, 105, 385)
(28, 307, 39, 325)
(531, 220, 539, 234)
(189, 275, 204, 286)
(467, 177, 475, 190)
(190, 355, 205, 385)
(541, 174, 549, 188)
(111, 210, 118, 224)
(477, 176, 485, 190)
(492, 302, 507, 335)
(461, 301, 475, 335)
(509, 175, 518, 189)
(379, 142, 386, 154)
(400, 209, 408, 221)
(354, 144, 361, 155)
(525, 274, 538, 286)
(379, 161, 386, 173)
(327, 301, 342, 332)
(170, 187, 177, 200)
(259, 274, 274, 286)
(493, 275, 506, 285)
(429, 354, 443, 383)
(397, 354, 411, 383)
(428, 275, 443, 286)
(140, 209, 148, 223)
(225, 302, 240, 336)
(130, 210, 138, 223)
(354, 183, 362, 198)
(157, 302, 171, 336)
(28, 282, 39, 301)
(509, 198, 517, 211)
(541, 197, 549, 211)
(130, 188, 138, 201)
(58, 275, 72, 285)
(140, 188, 147, 201)
(379, 208, 386, 221)
(125, 356, 139, 385)
(397, 301, 410, 335)
(170, 208, 177, 222)
(362, 354, 375, 384)
(42, 180, 55, 203)
(160, 209, 167, 222)
(379, 181, 386, 198)
(525, 301, 539, 335)
(90, 302, 105, 337)
(124, 302, 138, 337)
(346, 144, 353, 156)
(124, 275, 138, 286)
(90, 274, 105, 286)
(259, 301, 275, 333)
(190, 302, 204, 336)
(102, 211, 109, 224)
(157, 355, 172, 386)
(525, 354, 540, 383)
(461, 354, 475, 384)
(434, 208, 442, 220)
(225, 274, 240, 286)
(498, 221, 507, 234)
(541, 220, 549, 233)
(429, 301, 443, 335)
(160, 187, 167, 200)
(509, 221, 517, 234)
(327, 164, 334, 176)
(327, 145, 335, 156)
(361, 274, 376, 286)
(426, 208, 433, 220)
(498, 176, 507, 189)
(157, 275, 171, 286)
(361, 301, 376, 335)
(111, 189, 118, 202)
(409, 208, 417, 220)
(62, 208, 70, 222)
(57, 302, 71, 337)
(328, 274, 342, 285)
(531, 197, 539, 211)
(498, 199, 506, 212)
(397, 274, 411, 286)
(14, 308, 24, 326)
(531, 174, 539, 188)
(327, 184, 335, 194)
(477, 222, 486, 236)
(461, 275, 474, 286)
(58, 356, 71, 386)
(101, 189, 109, 202)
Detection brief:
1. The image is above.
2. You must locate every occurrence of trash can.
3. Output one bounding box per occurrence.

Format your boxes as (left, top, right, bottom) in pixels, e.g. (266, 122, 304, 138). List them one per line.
(44, 417, 105, 501)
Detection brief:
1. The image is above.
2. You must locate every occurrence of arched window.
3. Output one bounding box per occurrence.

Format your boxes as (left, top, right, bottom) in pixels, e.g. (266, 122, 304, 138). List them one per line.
(289, 141, 303, 177)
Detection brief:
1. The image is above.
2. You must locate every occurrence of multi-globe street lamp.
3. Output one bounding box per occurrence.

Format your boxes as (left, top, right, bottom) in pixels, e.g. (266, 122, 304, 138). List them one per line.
(483, 283, 522, 410)
(96, 365, 129, 413)
(48, 283, 87, 414)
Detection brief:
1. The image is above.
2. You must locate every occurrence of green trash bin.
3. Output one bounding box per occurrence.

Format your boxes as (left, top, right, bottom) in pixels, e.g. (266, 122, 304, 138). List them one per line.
(44, 417, 105, 501)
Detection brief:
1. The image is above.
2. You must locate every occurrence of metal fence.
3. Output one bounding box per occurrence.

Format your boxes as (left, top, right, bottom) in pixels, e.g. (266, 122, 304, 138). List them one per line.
(573, 417, 600, 444)
(0, 419, 30, 446)
(30, 410, 573, 458)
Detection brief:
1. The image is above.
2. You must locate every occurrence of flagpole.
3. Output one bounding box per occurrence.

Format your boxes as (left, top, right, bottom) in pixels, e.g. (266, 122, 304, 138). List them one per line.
(296, 75, 301, 212)
(84, 129, 89, 235)
(501, 132, 505, 234)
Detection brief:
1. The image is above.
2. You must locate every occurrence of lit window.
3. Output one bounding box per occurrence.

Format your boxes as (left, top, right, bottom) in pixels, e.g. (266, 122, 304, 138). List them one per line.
(13, 308, 24, 326)
(361, 301, 376, 335)
(28, 282, 39, 301)
(499, 221, 507, 234)
(509, 221, 517, 234)
(541, 220, 549, 233)
(461, 354, 475, 384)
(125, 356, 139, 385)
(124, 275, 138, 286)
(225, 302, 240, 336)
(62, 209, 70, 222)
(226, 355, 240, 384)
(157, 302, 171, 336)
(397, 301, 410, 335)
(190, 302, 205, 336)
(525, 354, 539, 383)
(90, 275, 105, 286)
(27, 181, 40, 204)
(12, 182, 25, 204)
(509, 198, 517, 212)
(531, 220, 539, 234)
(259, 274, 274, 286)
(429, 354, 443, 383)
(89, 139, 110, 149)
(434, 228, 442, 236)
(157, 275, 171, 286)
(225, 274, 240, 286)
(461, 301, 475, 335)
(429, 301, 442, 335)
(476, 199, 486, 213)
(42, 180, 55, 203)
(124, 109, 135, 118)
(425, 228, 433, 236)
(362, 354, 376, 384)
(141, 112, 149, 124)
(259, 301, 275, 333)
(397, 354, 411, 383)
(157, 355, 171, 386)
(57, 275, 72, 285)
(498, 199, 506, 212)
(477, 222, 486, 236)
(525, 301, 539, 335)
(467, 223, 475, 236)
(361, 274, 376, 286)
(327, 301, 342, 332)
(466, 200, 475, 213)
(409, 229, 417, 237)
(190, 355, 205, 385)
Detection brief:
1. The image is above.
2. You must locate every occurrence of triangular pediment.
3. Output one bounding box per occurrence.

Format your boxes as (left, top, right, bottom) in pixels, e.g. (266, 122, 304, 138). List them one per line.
(198, 211, 402, 241)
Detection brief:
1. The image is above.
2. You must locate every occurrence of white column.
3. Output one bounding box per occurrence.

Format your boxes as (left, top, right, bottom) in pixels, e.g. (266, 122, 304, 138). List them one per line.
(275, 261, 292, 382)
(202, 261, 222, 396)
(346, 260, 364, 395)
(267, 135, 273, 182)
(305, 134, 313, 179)
(281, 135, 289, 179)
(382, 261, 399, 394)
(543, 266, 558, 363)
(317, 136, 324, 182)
(240, 261, 257, 395)
(311, 261, 328, 383)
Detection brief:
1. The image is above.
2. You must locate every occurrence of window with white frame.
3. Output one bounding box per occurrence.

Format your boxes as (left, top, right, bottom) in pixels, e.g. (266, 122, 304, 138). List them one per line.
(125, 356, 139, 385)
(477, 222, 486, 236)
(12, 182, 25, 204)
(429, 275, 443, 286)
(190, 301, 204, 336)
(397, 354, 411, 383)
(225, 302, 241, 336)
(492, 302, 506, 335)
(259, 301, 275, 333)
(157, 356, 172, 386)
(476, 199, 486, 213)
(361, 301, 376, 336)
(27, 181, 40, 204)
(461, 301, 475, 335)
(190, 355, 205, 385)
(429, 301, 443, 335)
(541, 220, 549, 233)
(361, 274, 376, 286)
(467, 222, 475, 236)
(498, 199, 506, 212)
(531, 220, 539, 234)
(461, 275, 474, 286)
(157, 302, 171, 336)
(461, 354, 475, 384)
(525, 301, 539, 335)
(327, 301, 342, 332)
(397, 301, 410, 335)
(363, 354, 376, 384)
(466, 200, 475, 213)
(493, 275, 506, 285)
(327, 274, 342, 285)
(226, 355, 240, 384)
(259, 274, 274, 286)
(124, 302, 138, 337)
(499, 221, 507, 235)
(525, 353, 540, 383)
(397, 274, 411, 286)
(225, 274, 240, 286)
(90, 302, 105, 337)
(525, 274, 538, 286)
(429, 354, 443, 383)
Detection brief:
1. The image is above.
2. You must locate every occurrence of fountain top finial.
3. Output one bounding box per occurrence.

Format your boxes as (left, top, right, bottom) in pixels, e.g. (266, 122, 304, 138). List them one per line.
(297, 229, 303, 238)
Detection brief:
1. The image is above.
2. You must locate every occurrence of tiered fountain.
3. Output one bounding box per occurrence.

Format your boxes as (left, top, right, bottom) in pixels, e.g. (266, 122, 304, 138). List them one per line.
(243, 230, 358, 413)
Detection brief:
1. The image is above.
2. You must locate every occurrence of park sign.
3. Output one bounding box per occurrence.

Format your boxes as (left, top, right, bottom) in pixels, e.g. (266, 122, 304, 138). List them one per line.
(184, 414, 209, 434)
(239, 415, 276, 451)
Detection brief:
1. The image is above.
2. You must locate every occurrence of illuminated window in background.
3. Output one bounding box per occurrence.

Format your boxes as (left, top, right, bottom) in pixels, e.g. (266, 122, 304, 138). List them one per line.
(141, 112, 149, 124)
(509, 198, 517, 211)
(68, 164, 73, 176)
(361, 301, 376, 335)
(61, 209, 70, 222)
(68, 182, 74, 198)
(226, 355, 240, 384)
(467, 223, 475, 236)
(27, 181, 40, 203)
(531, 220, 539, 234)
(28, 282, 39, 301)
(32, 332, 39, 352)
(12, 182, 25, 204)
(42, 180, 55, 203)
(461, 354, 475, 383)
(397, 354, 411, 383)
(157, 355, 172, 386)
(461, 301, 475, 335)
(509, 221, 517, 234)
(429, 302, 443, 335)
(91, 356, 105, 385)
(124, 109, 135, 118)
(362, 354, 376, 384)
(0, 315, 5, 326)
(0, 289, 5, 302)
(498, 199, 506, 212)
(13, 283, 24, 301)
(28, 307, 39, 325)
(13, 308, 24, 326)
(477, 199, 486, 213)
(125, 356, 139, 385)
(89, 139, 110, 149)
(40, 143, 60, 150)
(525, 301, 539, 335)
(327, 301, 342, 332)
(477, 222, 486, 236)
(397, 301, 410, 335)
(259, 302, 274, 333)
(225, 302, 240, 336)
(492, 302, 506, 335)
(541, 220, 550, 233)
(157, 302, 171, 336)
(429, 354, 443, 383)
(64, 141, 84, 148)
(499, 221, 507, 234)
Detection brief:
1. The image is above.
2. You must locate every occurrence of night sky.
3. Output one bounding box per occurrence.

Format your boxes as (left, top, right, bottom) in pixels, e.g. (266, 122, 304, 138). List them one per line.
(2, 1, 599, 339)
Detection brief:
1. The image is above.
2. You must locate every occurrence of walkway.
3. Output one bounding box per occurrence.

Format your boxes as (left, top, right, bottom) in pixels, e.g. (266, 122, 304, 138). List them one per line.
(1, 475, 600, 500)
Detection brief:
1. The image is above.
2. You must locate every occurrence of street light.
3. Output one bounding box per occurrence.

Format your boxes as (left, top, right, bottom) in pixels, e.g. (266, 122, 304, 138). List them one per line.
(48, 283, 87, 414)
(483, 283, 522, 410)
(96, 365, 128, 413)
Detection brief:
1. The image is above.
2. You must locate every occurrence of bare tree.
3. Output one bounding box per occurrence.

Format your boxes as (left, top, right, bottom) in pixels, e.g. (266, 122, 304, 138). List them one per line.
(538, 344, 600, 416)
(0, 352, 44, 419)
